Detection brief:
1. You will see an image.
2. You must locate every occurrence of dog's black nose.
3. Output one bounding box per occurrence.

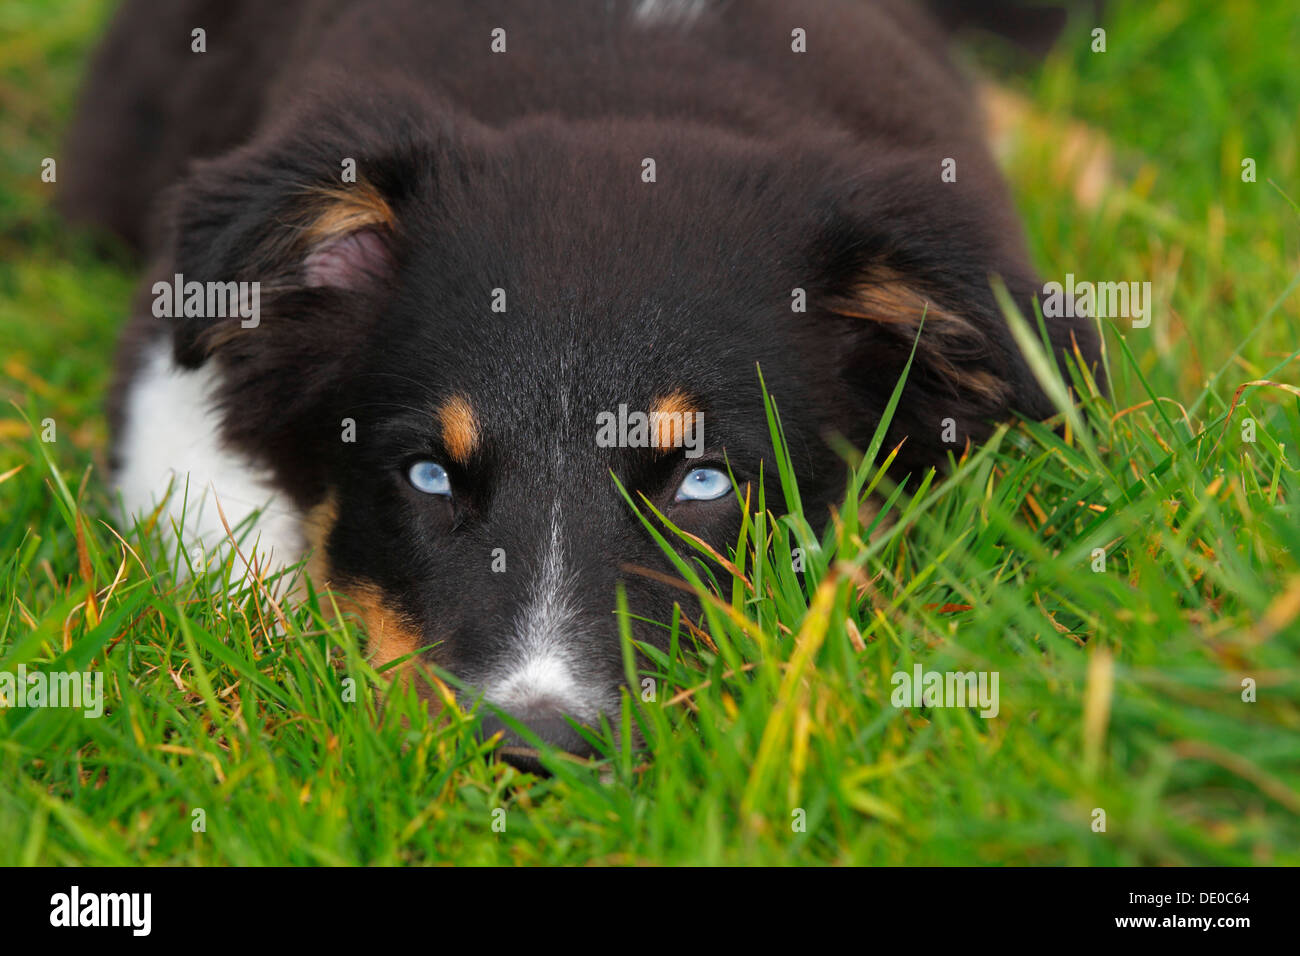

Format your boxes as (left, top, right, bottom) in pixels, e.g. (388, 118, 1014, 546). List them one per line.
(478, 707, 599, 773)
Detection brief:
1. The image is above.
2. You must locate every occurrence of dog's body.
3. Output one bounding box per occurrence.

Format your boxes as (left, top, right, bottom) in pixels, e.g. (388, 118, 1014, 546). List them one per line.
(64, 0, 1098, 760)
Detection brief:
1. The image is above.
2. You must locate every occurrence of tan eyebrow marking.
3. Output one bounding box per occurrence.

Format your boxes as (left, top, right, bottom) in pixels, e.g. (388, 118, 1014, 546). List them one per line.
(649, 390, 699, 452)
(302, 182, 396, 245)
(437, 395, 480, 465)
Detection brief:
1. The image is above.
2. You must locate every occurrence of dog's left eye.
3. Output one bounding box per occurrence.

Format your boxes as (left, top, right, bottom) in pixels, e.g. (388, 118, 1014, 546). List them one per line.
(675, 467, 732, 502)
(408, 460, 451, 496)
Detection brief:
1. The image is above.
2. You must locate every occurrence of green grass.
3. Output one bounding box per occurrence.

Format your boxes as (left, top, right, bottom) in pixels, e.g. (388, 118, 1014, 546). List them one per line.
(2, 0, 1298, 865)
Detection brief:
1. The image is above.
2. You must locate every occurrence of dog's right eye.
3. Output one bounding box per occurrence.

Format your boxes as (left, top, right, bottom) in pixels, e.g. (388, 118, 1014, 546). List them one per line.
(407, 460, 451, 496)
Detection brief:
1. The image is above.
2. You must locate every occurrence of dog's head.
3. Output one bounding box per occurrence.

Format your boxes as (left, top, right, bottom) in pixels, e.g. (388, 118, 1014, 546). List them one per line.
(159, 103, 1098, 764)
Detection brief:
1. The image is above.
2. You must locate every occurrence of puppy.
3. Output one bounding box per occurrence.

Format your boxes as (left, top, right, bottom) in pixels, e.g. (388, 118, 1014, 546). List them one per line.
(62, 0, 1100, 763)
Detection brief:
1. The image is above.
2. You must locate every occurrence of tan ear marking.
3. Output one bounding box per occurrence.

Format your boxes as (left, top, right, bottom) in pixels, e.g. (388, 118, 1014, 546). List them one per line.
(828, 271, 1008, 403)
(302, 182, 396, 245)
(437, 395, 480, 465)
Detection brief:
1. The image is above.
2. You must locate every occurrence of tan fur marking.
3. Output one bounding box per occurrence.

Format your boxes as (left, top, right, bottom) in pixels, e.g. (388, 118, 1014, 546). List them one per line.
(344, 583, 422, 671)
(829, 272, 1008, 403)
(302, 182, 396, 246)
(330, 580, 447, 709)
(302, 492, 338, 588)
(182, 184, 396, 361)
(437, 395, 480, 464)
(649, 390, 698, 451)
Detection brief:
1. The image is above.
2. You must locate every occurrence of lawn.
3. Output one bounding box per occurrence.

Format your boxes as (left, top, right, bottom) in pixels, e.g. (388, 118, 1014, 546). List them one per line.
(1, 0, 1297, 865)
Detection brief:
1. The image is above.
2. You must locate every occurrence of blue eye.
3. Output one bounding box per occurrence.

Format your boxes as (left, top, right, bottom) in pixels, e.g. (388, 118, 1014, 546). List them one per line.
(408, 460, 451, 496)
(675, 467, 732, 502)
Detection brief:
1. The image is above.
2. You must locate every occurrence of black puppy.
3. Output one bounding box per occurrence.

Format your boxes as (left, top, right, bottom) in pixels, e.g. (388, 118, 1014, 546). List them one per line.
(63, 0, 1099, 760)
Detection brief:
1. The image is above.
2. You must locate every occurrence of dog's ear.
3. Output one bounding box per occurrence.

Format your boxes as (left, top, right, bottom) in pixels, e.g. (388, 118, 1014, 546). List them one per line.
(159, 125, 431, 369)
(822, 265, 1021, 414)
(806, 193, 1100, 474)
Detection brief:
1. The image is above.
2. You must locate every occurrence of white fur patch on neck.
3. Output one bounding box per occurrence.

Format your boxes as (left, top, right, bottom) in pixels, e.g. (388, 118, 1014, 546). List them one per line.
(113, 341, 306, 584)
